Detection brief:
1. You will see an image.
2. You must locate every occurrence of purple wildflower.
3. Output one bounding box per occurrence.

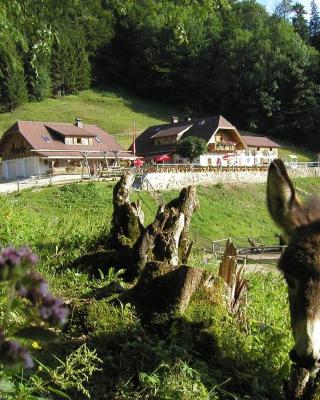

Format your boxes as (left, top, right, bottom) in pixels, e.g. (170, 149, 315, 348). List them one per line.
(39, 294, 69, 327)
(0, 339, 34, 369)
(0, 246, 38, 281)
(16, 271, 49, 304)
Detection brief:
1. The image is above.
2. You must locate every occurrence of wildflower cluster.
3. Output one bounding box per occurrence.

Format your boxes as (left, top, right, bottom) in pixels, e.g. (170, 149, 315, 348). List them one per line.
(17, 271, 69, 327)
(0, 246, 37, 280)
(0, 246, 69, 369)
(0, 335, 34, 369)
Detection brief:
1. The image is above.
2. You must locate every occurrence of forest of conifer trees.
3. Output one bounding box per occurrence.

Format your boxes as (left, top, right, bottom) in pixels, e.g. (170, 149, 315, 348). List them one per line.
(2, 0, 320, 147)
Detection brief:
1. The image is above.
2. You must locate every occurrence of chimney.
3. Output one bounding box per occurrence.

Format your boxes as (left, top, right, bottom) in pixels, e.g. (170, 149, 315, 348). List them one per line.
(75, 117, 83, 128)
(171, 116, 179, 124)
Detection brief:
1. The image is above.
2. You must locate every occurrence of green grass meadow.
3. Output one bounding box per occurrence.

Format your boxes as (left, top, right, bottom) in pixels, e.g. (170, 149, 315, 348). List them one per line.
(0, 89, 172, 149)
(1, 176, 320, 399)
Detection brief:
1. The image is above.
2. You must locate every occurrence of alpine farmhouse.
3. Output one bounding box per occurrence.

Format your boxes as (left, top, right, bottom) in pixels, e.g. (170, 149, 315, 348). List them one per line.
(132, 115, 280, 167)
(0, 119, 134, 179)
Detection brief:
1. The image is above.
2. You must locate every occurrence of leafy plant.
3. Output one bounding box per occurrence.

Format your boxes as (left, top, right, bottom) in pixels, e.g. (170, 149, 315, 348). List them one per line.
(176, 136, 207, 163)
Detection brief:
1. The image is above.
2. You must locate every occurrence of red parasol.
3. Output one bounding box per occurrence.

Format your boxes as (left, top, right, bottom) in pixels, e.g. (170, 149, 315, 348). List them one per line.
(222, 153, 235, 160)
(134, 158, 144, 167)
(154, 154, 171, 163)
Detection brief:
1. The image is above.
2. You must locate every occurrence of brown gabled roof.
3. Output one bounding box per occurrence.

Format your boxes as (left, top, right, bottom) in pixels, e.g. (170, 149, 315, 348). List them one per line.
(0, 121, 127, 158)
(241, 135, 280, 148)
(45, 123, 97, 137)
(132, 115, 245, 156)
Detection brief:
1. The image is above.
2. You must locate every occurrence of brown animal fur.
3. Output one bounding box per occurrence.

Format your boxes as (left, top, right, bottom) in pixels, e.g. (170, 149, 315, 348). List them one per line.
(267, 159, 320, 372)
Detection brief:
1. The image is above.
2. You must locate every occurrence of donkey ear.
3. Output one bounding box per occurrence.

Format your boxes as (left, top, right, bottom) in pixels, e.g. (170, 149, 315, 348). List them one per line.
(267, 159, 303, 234)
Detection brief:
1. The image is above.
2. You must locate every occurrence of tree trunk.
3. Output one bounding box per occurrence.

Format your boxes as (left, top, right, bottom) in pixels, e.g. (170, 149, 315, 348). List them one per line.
(127, 185, 201, 319)
(107, 172, 144, 251)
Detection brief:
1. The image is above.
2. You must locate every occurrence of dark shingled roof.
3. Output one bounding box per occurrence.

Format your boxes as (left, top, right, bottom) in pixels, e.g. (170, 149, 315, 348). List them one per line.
(241, 135, 280, 148)
(181, 116, 236, 142)
(150, 124, 192, 139)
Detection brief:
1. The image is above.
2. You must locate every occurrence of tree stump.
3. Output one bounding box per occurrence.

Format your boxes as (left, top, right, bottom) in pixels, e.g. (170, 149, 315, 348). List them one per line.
(107, 172, 144, 251)
(72, 173, 203, 318)
(127, 185, 203, 318)
(218, 239, 248, 316)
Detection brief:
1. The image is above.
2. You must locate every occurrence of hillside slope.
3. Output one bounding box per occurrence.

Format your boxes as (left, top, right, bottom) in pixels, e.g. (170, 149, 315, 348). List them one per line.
(0, 89, 173, 149)
(2, 176, 319, 258)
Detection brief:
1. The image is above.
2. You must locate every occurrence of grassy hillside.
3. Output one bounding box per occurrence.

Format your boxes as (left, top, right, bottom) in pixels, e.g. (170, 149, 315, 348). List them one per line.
(0, 89, 173, 149)
(1, 178, 320, 399)
(278, 146, 314, 162)
(0, 88, 316, 160)
(2, 176, 319, 260)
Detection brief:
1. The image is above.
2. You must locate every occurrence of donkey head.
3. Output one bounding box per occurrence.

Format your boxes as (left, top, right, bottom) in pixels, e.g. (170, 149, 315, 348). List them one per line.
(267, 159, 320, 371)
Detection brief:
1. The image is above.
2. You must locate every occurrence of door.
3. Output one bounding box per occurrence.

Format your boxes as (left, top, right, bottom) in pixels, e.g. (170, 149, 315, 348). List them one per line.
(25, 158, 35, 177)
(7, 160, 16, 179)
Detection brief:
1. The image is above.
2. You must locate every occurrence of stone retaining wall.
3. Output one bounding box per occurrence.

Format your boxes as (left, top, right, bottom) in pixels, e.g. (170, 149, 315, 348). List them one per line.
(139, 167, 320, 191)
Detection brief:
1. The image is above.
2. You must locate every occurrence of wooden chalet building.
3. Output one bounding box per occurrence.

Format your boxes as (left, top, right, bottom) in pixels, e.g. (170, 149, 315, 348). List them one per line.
(0, 119, 134, 179)
(131, 115, 280, 166)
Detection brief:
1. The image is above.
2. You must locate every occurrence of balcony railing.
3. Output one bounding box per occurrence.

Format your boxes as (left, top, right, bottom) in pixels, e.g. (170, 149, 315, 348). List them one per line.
(207, 143, 236, 152)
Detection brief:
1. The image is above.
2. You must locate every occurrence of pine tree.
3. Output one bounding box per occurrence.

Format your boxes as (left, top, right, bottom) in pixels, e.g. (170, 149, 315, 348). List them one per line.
(0, 36, 27, 111)
(291, 3, 309, 42)
(274, 0, 293, 19)
(5, 60, 28, 110)
(75, 44, 91, 91)
(309, 0, 320, 37)
(50, 37, 65, 96)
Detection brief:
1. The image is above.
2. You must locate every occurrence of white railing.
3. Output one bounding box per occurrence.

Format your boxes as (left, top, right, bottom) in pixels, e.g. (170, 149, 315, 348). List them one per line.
(284, 161, 320, 169)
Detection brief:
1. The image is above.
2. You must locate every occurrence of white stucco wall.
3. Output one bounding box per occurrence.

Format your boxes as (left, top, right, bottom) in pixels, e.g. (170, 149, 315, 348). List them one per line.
(138, 167, 320, 190)
(0, 157, 49, 180)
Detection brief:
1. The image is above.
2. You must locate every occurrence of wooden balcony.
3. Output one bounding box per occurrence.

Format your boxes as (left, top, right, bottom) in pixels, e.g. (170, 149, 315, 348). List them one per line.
(207, 143, 236, 153)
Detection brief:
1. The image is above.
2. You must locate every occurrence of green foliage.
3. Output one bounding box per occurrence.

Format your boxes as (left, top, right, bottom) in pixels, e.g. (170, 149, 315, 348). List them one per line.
(44, 344, 102, 398)
(176, 136, 207, 162)
(86, 301, 137, 335)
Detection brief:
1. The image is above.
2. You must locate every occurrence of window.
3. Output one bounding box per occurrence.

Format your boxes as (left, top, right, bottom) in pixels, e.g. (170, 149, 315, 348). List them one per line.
(41, 135, 51, 142)
(65, 137, 73, 145)
(95, 136, 102, 143)
(76, 138, 81, 144)
(81, 138, 89, 145)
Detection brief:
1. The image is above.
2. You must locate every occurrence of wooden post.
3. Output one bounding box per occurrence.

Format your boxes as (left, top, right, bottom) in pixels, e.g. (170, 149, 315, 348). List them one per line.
(81, 160, 84, 181)
(218, 239, 248, 315)
(17, 179, 20, 194)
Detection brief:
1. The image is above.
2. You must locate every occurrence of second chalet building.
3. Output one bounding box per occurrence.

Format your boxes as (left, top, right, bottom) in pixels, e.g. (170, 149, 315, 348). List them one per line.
(132, 115, 280, 166)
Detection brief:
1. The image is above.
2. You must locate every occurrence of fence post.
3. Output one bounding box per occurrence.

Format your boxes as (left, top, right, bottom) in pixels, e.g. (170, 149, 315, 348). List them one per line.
(17, 179, 20, 194)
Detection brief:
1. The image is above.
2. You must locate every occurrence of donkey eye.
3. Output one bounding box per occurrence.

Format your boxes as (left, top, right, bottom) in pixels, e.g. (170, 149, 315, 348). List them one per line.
(284, 276, 296, 290)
